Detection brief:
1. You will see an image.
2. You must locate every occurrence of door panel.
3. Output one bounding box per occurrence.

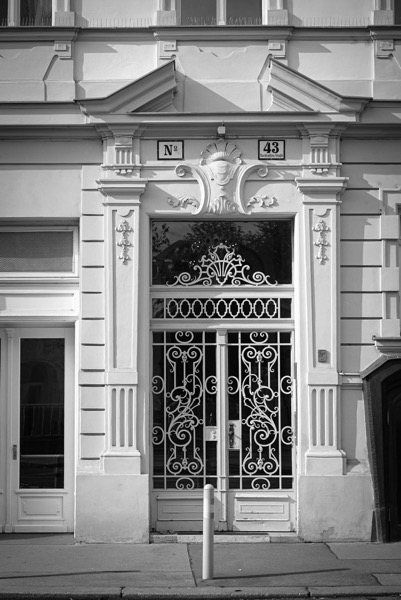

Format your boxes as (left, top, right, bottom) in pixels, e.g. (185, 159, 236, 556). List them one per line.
(6, 329, 74, 533)
(151, 328, 295, 532)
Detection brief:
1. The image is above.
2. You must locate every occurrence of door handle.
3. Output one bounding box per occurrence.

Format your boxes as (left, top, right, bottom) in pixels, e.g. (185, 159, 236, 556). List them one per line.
(229, 423, 235, 448)
(12, 444, 17, 460)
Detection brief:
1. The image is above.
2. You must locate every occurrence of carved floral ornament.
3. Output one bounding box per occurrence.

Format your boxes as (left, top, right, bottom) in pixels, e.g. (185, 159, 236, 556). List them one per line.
(115, 219, 133, 264)
(167, 140, 277, 215)
(312, 219, 329, 264)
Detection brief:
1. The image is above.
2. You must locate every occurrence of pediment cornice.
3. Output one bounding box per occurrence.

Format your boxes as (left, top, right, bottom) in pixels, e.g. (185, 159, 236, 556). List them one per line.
(75, 60, 177, 116)
(268, 57, 370, 118)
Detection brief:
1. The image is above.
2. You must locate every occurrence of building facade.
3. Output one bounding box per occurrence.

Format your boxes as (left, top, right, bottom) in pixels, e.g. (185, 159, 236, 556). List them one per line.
(0, 0, 400, 543)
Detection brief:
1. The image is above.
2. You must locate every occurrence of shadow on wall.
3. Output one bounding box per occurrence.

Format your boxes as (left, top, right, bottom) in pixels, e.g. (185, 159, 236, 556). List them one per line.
(178, 76, 262, 112)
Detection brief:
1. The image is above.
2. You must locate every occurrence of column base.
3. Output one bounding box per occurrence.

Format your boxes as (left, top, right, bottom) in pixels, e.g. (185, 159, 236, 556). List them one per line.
(75, 473, 149, 543)
(103, 452, 141, 475)
(305, 450, 346, 475)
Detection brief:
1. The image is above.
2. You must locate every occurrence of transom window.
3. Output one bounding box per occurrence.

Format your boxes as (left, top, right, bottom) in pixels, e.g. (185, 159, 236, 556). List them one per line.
(152, 220, 292, 286)
(0, 227, 78, 277)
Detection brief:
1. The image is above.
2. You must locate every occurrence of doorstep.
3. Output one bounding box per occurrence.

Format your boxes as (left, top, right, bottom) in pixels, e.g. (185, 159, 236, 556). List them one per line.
(150, 532, 301, 543)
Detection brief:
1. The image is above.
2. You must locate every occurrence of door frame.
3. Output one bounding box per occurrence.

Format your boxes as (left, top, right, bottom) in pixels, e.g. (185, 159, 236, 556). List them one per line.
(363, 358, 401, 542)
(1, 327, 75, 533)
(150, 324, 296, 533)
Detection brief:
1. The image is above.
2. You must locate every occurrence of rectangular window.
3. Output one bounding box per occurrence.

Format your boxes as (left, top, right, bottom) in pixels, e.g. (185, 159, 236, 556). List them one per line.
(0, 1, 7, 26)
(20, 0, 51, 26)
(0, 227, 78, 277)
(226, 0, 262, 24)
(180, 0, 262, 25)
(0, 0, 53, 26)
(395, 0, 401, 24)
(181, 0, 216, 25)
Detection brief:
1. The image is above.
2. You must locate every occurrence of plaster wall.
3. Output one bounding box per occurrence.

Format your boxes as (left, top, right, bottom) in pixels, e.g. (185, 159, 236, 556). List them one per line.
(290, 0, 374, 25)
(0, 166, 82, 218)
(298, 475, 374, 541)
(0, 43, 75, 101)
(75, 41, 156, 98)
(287, 41, 372, 95)
(0, 139, 101, 218)
(339, 137, 401, 373)
(75, 474, 149, 543)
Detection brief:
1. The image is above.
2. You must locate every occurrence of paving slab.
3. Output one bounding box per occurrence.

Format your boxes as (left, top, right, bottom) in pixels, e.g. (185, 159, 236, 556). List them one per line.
(328, 542, 401, 560)
(123, 587, 310, 598)
(374, 573, 401, 585)
(0, 534, 75, 546)
(0, 543, 191, 574)
(309, 585, 401, 596)
(188, 543, 379, 588)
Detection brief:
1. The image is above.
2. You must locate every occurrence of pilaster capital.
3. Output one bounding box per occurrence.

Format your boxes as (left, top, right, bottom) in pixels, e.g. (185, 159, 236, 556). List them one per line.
(97, 178, 148, 207)
(296, 177, 348, 202)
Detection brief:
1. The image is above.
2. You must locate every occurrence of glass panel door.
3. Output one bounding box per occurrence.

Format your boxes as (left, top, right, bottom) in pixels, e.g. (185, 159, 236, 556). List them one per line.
(7, 328, 74, 532)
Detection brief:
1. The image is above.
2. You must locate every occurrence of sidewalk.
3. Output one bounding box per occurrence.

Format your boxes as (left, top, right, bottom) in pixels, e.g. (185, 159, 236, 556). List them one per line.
(0, 534, 400, 599)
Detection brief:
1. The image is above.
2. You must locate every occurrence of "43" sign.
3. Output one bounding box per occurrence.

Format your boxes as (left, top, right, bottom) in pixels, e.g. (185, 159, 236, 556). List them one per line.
(258, 140, 285, 160)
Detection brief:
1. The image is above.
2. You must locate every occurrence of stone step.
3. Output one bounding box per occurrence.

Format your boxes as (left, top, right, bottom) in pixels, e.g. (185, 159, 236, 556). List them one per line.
(150, 532, 301, 543)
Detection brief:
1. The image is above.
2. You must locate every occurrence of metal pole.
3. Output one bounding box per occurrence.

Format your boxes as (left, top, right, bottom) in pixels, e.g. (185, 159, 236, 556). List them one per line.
(202, 484, 214, 580)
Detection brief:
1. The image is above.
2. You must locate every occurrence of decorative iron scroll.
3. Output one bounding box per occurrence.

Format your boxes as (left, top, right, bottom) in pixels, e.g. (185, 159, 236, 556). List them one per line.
(152, 297, 291, 320)
(152, 330, 294, 492)
(167, 243, 277, 287)
(152, 331, 217, 490)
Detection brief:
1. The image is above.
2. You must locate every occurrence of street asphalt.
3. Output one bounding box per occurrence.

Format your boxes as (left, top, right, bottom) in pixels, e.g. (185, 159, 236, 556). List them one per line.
(0, 534, 400, 599)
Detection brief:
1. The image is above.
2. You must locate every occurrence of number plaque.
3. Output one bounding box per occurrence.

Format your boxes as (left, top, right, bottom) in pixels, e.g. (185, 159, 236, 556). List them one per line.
(258, 140, 285, 160)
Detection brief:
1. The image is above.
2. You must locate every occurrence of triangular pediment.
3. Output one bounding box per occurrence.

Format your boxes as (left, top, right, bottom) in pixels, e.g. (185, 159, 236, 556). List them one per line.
(75, 61, 177, 116)
(267, 57, 369, 116)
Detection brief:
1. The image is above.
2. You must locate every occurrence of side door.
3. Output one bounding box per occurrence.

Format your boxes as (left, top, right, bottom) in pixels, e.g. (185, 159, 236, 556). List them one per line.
(6, 328, 74, 532)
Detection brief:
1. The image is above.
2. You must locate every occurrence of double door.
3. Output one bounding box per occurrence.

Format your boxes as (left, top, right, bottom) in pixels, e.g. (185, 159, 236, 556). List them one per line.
(151, 327, 296, 532)
(1, 328, 74, 532)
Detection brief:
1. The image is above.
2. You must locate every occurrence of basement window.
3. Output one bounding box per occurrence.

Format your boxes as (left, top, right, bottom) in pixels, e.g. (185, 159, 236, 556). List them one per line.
(0, 227, 78, 278)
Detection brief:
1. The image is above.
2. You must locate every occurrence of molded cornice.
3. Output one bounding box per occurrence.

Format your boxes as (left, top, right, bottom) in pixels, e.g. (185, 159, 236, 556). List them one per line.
(296, 176, 348, 199)
(153, 25, 293, 41)
(97, 179, 148, 204)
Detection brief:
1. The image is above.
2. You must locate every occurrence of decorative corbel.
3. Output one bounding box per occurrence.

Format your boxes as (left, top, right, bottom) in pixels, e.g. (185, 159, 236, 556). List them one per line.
(169, 139, 269, 215)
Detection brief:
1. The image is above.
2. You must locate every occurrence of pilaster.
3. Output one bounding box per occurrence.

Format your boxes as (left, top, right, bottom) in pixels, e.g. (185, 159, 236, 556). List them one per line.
(97, 172, 148, 475)
(296, 172, 347, 476)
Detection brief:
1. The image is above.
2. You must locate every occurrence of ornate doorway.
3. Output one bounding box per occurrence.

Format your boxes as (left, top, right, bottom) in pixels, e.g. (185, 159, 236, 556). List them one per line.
(150, 220, 295, 532)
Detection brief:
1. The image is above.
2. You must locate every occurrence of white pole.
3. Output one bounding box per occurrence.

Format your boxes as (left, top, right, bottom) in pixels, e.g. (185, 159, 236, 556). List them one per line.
(202, 484, 214, 580)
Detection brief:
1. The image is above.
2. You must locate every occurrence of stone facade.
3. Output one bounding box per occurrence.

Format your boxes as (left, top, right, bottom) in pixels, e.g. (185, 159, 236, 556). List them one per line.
(0, 0, 400, 543)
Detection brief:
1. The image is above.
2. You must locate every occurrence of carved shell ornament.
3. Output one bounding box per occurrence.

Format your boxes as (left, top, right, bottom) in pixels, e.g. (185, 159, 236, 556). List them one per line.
(168, 139, 270, 215)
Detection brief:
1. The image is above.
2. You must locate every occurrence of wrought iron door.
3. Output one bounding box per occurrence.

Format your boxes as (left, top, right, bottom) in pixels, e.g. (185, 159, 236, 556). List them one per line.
(151, 220, 295, 531)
